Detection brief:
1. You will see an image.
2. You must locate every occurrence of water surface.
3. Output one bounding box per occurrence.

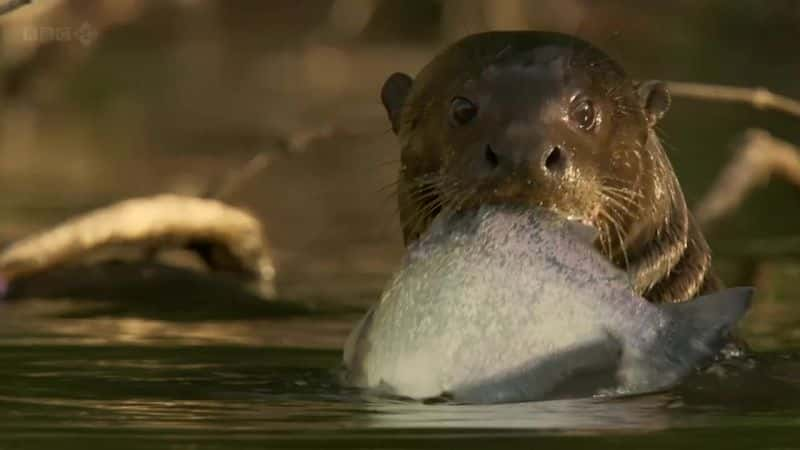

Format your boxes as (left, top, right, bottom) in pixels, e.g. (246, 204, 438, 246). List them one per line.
(1, 287, 799, 449)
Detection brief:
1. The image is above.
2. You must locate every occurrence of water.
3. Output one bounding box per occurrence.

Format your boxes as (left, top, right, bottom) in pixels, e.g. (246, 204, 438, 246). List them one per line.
(1, 286, 799, 450)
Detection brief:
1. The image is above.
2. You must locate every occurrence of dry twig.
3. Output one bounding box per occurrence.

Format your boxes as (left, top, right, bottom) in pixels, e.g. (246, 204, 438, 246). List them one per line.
(210, 153, 275, 200)
(208, 124, 340, 200)
(668, 81, 800, 118)
(0, 0, 30, 16)
(694, 129, 800, 228)
(0, 194, 276, 297)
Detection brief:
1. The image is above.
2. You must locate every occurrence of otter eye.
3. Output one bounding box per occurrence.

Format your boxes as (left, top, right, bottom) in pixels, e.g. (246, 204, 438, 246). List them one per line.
(569, 98, 597, 131)
(449, 96, 478, 126)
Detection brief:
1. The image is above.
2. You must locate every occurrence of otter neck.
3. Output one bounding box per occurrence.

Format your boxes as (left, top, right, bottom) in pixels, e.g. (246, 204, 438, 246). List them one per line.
(625, 131, 719, 303)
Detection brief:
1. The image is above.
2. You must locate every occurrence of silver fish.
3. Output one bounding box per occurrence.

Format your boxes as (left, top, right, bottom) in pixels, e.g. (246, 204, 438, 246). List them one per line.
(343, 206, 752, 403)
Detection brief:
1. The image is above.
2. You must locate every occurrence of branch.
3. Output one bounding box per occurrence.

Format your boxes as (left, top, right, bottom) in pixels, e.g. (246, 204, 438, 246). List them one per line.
(0, 0, 31, 16)
(667, 81, 800, 118)
(0, 194, 276, 297)
(208, 124, 339, 200)
(210, 153, 274, 200)
(694, 129, 800, 228)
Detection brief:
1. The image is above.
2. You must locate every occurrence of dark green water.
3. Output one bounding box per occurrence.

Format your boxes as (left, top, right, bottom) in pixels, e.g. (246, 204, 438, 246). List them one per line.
(1, 288, 799, 450)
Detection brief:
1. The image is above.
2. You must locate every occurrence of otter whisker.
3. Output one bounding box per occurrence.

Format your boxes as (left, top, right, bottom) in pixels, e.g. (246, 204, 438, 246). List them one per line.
(601, 195, 632, 236)
(600, 186, 644, 207)
(599, 176, 644, 194)
(406, 185, 443, 205)
(602, 187, 642, 205)
(601, 184, 642, 196)
(401, 173, 471, 238)
(385, 180, 437, 210)
(377, 180, 404, 203)
(601, 189, 638, 217)
(605, 209, 631, 271)
(599, 208, 630, 271)
(399, 186, 435, 229)
(601, 188, 637, 211)
(402, 198, 442, 238)
(604, 193, 642, 216)
(602, 193, 637, 216)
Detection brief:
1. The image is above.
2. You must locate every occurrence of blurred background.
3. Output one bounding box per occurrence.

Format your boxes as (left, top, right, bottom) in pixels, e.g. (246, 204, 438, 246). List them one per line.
(1, 0, 799, 314)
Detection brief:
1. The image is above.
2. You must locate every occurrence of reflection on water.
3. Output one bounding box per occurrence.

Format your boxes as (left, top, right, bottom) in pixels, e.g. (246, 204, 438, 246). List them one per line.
(0, 298, 356, 348)
(362, 395, 676, 430)
(1, 294, 800, 449)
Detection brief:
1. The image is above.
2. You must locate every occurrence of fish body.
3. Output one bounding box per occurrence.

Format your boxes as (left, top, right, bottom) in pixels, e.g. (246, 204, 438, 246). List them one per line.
(343, 206, 752, 403)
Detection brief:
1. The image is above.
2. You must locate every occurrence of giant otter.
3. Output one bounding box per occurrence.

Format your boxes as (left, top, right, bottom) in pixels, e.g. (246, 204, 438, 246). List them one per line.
(380, 31, 719, 304)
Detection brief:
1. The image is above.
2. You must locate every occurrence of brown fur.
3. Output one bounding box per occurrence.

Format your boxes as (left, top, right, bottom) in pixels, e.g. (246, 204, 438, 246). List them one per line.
(382, 32, 720, 304)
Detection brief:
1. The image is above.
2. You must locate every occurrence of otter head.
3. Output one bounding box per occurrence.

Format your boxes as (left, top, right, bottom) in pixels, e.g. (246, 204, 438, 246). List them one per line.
(381, 31, 683, 279)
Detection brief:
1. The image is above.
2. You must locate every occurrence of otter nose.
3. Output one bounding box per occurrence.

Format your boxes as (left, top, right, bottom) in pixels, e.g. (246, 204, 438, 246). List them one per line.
(482, 142, 569, 180)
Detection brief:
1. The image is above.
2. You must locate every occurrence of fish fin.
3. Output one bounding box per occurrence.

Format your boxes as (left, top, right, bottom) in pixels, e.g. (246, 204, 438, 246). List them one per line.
(452, 334, 622, 403)
(635, 287, 755, 390)
(660, 286, 754, 346)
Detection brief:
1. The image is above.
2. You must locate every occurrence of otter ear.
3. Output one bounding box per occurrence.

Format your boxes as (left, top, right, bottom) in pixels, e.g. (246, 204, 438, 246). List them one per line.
(637, 80, 671, 126)
(381, 72, 414, 134)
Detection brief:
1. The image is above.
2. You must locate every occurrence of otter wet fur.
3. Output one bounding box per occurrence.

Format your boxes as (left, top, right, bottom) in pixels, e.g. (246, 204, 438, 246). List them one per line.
(343, 206, 753, 403)
(381, 31, 718, 303)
